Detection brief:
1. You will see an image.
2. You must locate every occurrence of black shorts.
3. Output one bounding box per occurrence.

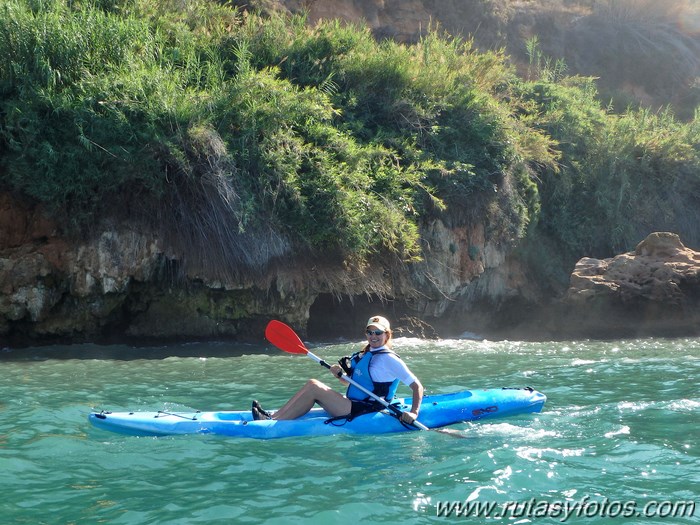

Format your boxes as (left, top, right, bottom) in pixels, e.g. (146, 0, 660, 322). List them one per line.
(350, 399, 385, 417)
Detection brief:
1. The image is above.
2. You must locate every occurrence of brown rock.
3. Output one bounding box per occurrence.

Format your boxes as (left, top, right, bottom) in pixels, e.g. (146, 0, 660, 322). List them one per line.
(559, 232, 700, 337)
(568, 232, 700, 305)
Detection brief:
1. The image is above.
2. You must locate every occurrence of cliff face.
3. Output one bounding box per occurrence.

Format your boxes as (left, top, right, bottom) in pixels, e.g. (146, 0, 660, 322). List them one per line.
(4, 168, 700, 345)
(1, 192, 531, 345)
(5, 190, 699, 346)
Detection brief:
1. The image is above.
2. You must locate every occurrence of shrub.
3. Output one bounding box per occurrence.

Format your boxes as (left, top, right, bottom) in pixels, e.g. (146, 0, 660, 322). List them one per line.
(3, 0, 696, 285)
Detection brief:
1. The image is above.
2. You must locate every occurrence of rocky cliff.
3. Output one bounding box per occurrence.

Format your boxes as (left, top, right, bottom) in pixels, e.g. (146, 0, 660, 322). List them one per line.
(6, 182, 698, 347)
(1, 191, 532, 346)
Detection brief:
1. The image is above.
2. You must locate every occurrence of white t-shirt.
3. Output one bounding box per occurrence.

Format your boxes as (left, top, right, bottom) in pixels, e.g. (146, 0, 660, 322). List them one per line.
(367, 347, 417, 386)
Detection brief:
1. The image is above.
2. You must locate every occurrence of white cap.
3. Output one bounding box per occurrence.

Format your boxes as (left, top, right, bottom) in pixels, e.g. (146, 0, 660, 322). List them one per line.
(366, 315, 391, 332)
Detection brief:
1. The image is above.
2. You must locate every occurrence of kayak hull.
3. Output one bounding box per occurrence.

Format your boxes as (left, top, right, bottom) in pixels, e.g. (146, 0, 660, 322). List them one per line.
(88, 387, 545, 440)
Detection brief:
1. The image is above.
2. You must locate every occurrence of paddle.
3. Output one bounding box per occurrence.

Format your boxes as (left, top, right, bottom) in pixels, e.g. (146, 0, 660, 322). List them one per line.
(265, 319, 430, 431)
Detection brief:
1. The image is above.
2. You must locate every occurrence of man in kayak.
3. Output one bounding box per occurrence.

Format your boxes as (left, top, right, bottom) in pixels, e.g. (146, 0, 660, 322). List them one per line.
(252, 315, 424, 425)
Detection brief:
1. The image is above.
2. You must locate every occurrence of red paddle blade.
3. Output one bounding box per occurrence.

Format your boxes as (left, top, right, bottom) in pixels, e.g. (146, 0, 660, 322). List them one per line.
(265, 320, 308, 355)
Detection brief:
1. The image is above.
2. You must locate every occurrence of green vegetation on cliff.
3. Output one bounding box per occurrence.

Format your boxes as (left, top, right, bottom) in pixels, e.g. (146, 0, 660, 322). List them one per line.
(1, 0, 698, 282)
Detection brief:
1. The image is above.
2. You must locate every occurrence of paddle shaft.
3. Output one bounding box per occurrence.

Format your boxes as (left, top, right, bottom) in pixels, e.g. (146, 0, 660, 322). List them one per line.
(304, 349, 429, 431)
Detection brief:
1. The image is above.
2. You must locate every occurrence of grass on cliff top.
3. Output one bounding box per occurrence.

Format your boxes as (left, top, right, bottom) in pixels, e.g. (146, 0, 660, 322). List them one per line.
(0, 0, 698, 284)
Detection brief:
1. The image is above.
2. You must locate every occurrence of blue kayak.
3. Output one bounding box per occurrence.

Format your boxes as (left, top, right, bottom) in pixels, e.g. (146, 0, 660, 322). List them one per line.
(88, 387, 545, 440)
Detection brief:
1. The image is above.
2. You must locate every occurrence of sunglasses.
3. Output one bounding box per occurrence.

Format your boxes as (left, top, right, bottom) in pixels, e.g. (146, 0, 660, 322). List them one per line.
(366, 329, 385, 336)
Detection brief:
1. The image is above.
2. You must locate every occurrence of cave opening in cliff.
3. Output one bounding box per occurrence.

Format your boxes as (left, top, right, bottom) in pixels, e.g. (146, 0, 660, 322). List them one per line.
(307, 294, 403, 341)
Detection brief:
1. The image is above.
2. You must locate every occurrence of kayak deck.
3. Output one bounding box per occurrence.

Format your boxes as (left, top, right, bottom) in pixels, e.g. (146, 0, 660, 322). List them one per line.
(89, 387, 546, 439)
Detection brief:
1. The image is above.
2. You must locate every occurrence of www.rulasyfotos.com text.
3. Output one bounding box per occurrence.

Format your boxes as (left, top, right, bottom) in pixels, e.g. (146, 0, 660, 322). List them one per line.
(435, 497, 696, 521)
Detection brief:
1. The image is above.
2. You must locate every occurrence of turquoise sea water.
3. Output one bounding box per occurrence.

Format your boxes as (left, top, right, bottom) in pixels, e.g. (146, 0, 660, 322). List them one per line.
(0, 337, 697, 524)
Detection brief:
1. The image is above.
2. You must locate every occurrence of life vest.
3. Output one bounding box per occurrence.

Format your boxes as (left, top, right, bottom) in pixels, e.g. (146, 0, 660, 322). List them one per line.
(344, 348, 400, 402)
